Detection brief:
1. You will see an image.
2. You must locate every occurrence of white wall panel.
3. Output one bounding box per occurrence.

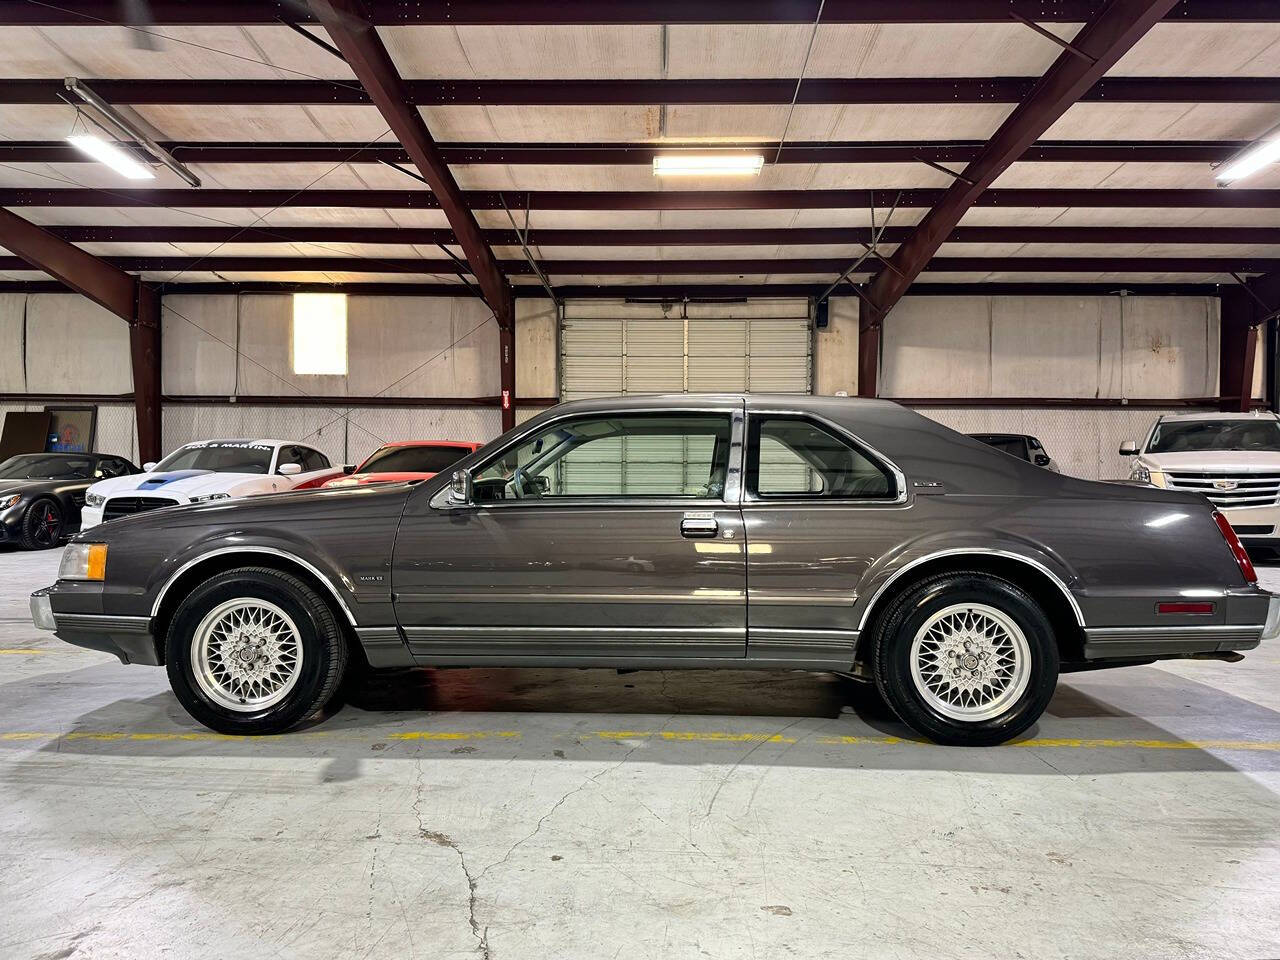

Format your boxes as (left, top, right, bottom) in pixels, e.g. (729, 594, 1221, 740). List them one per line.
(814, 297, 858, 397)
(24, 295, 131, 394)
(0, 294, 27, 392)
(881, 297, 991, 397)
(990, 296, 1107, 397)
(161, 294, 238, 395)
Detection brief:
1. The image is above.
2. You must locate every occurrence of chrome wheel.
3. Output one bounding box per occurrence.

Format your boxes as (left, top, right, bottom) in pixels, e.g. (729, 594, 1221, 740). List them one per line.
(909, 603, 1031, 722)
(190, 598, 303, 713)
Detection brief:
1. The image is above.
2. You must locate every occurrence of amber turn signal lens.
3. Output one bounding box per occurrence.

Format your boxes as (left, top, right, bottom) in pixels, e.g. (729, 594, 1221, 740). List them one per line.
(86, 544, 108, 581)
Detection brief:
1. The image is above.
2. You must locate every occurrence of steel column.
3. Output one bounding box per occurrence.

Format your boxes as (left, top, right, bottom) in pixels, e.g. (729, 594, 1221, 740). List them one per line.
(0, 209, 162, 458)
(857, 296, 881, 398)
(1220, 286, 1259, 413)
(308, 0, 516, 421)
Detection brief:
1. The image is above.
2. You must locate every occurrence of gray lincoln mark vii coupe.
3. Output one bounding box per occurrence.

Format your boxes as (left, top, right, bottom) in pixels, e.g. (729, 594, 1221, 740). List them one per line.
(31, 395, 1280, 745)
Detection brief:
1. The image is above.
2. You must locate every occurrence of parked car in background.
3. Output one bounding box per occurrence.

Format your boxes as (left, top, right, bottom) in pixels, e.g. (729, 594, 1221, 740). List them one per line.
(968, 433, 1059, 472)
(33, 395, 1278, 746)
(1121, 412, 1280, 545)
(0, 452, 138, 549)
(79, 439, 339, 530)
(323, 440, 481, 488)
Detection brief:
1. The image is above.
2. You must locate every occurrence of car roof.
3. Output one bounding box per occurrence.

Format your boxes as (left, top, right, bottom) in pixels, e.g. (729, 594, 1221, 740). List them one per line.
(377, 440, 479, 449)
(1155, 412, 1280, 424)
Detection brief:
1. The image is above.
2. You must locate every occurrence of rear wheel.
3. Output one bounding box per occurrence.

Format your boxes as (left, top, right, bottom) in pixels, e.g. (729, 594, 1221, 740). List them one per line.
(872, 571, 1059, 746)
(20, 499, 64, 550)
(165, 567, 348, 735)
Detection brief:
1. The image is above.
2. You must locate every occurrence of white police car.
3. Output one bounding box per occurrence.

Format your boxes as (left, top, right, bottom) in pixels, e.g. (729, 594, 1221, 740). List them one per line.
(80, 439, 338, 529)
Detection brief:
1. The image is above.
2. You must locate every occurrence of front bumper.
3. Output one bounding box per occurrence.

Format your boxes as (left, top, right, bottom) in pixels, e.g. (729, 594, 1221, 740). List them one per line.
(29, 585, 160, 665)
(78, 504, 104, 530)
(1219, 503, 1280, 542)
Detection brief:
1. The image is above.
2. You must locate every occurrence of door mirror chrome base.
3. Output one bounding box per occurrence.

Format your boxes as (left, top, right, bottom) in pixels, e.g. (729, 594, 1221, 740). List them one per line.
(449, 469, 473, 505)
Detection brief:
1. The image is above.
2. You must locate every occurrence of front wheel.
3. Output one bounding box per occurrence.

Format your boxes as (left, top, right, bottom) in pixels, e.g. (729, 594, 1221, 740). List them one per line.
(165, 567, 348, 734)
(20, 498, 64, 549)
(872, 571, 1059, 746)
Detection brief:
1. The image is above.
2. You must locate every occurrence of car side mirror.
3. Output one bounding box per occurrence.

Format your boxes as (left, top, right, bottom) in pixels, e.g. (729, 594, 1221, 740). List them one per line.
(342, 463, 356, 475)
(1034, 454, 1051, 467)
(143, 461, 157, 471)
(449, 469, 473, 505)
(278, 462, 302, 476)
(1118, 441, 1138, 456)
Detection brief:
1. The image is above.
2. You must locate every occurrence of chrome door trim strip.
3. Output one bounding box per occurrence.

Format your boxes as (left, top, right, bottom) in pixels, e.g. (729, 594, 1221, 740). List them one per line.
(855, 548, 1085, 630)
(150, 546, 357, 626)
(748, 592, 856, 606)
(394, 590, 744, 604)
(403, 625, 745, 638)
(750, 627, 860, 640)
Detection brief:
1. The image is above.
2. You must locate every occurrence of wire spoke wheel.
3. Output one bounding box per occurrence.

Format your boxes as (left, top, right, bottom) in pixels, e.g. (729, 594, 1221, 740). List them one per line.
(909, 602, 1031, 722)
(191, 598, 303, 713)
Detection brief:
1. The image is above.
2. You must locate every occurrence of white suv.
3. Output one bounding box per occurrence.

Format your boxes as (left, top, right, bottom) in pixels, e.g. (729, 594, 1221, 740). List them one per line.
(1121, 412, 1280, 543)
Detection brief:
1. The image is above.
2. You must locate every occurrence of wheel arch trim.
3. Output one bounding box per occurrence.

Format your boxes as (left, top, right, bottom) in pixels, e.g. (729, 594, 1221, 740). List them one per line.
(149, 546, 358, 627)
(854, 548, 1085, 632)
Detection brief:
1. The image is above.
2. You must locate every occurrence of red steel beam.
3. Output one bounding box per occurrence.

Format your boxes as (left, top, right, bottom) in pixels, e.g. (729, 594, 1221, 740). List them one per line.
(866, 0, 1182, 322)
(5, 255, 1275, 275)
(1, 1, 1269, 25)
(0, 208, 162, 460)
(308, 0, 515, 429)
(8, 77, 1277, 105)
(5, 187, 1280, 209)
(0, 140, 1247, 165)
(41, 224, 1280, 247)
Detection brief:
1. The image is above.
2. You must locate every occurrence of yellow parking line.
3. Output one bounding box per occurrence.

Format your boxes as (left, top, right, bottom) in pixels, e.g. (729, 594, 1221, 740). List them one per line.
(0, 649, 45, 655)
(3, 730, 1280, 751)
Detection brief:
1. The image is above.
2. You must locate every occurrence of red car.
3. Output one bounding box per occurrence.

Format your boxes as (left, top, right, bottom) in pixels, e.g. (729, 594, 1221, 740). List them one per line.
(322, 440, 481, 488)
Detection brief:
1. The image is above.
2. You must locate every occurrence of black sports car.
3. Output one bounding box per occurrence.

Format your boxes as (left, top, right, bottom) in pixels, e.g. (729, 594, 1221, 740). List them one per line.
(0, 452, 139, 549)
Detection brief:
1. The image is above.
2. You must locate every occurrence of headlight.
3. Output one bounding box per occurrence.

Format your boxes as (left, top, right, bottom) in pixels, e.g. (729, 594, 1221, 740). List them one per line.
(1131, 463, 1151, 484)
(85, 492, 104, 508)
(0, 494, 20, 510)
(190, 493, 231, 504)
(59, 543, 108, 581)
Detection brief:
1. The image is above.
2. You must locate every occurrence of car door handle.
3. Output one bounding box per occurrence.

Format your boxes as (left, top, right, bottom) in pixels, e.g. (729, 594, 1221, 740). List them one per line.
(680, 516, 718, 538)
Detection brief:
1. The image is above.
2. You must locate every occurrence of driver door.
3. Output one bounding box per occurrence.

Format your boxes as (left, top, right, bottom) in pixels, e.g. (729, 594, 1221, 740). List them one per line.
(391, 403, 747, 661)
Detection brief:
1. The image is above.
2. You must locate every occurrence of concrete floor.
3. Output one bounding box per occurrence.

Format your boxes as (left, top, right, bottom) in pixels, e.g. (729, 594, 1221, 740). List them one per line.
(2, 547, 1279, 960)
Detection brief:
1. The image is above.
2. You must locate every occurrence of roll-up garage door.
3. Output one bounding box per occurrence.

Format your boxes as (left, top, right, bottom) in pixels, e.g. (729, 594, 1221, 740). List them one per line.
(560, 303, 812, 400)
(558, 301, 811, 494)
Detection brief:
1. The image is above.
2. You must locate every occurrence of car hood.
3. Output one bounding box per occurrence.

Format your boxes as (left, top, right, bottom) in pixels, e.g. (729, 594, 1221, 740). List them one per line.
(0, 477, 81, 497)
(326, 471, 436, 487)
(1143, 451, 1280, 472)
(88, 469, 262, 498)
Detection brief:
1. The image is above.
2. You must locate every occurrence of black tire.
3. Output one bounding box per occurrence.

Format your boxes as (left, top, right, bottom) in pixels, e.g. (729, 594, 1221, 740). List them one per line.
(872, 571, 1059, 746)
(165, 566, 349, 735)
(20, 498, 64, 550)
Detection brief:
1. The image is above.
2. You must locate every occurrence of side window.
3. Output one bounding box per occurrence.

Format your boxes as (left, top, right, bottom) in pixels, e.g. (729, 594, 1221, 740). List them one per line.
(302, 447, 330, 471)
(472, 414, 732, 503)
(94, 457, 128, 479)
(748, 416, 895, 500)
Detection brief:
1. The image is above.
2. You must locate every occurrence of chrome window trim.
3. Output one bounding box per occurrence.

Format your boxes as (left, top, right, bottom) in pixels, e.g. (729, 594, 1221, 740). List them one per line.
(433, 402, 745, 511)
(741, 408, 908, 506)
(855, 547, 1086, 630)
(149, 545, 357, 626)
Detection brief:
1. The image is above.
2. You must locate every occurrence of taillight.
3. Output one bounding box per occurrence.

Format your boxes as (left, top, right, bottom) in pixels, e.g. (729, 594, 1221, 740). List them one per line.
(1212, 510, 1257, 583)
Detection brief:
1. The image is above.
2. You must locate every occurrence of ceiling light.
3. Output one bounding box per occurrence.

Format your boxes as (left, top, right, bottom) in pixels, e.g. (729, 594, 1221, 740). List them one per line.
(653, 154, 764, 177)
(65, 134, 156, 180)
(1216, 124, 1280, 185)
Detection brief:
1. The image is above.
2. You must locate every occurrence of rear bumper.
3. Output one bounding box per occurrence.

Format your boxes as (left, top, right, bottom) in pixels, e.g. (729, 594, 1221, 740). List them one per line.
(1082, 593, 1278, 659)
(29, 586, 159, 665)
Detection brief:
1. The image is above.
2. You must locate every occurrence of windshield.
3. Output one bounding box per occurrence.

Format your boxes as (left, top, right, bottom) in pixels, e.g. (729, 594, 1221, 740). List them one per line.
(1147, 420, 1280, 454)
(154, 443, 274, 474)
(359, 444, 470, 475)
(0, 454, 95, 480)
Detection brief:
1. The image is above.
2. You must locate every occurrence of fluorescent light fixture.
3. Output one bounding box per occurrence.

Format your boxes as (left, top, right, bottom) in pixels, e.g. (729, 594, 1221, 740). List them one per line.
(1216, 125, 1280, 184)
(653, 154, 764, 177)
(66, 134, 155, 180)
(292, 293, 348, 375)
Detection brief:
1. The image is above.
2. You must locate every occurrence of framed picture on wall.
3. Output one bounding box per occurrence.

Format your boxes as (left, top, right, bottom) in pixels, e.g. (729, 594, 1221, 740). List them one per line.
(43, 406, 97, 453)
